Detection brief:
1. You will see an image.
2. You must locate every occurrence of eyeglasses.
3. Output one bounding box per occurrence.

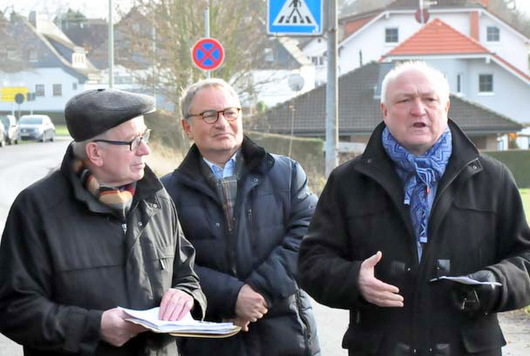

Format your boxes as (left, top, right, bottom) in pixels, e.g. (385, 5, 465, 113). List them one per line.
(93, 129, 151, 151)
(186, 107, 241, 124)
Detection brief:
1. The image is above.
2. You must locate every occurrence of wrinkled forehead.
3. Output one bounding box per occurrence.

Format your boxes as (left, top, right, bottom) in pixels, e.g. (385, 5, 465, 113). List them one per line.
(192, 85, 241, 108)
(391, 69, 445, 98)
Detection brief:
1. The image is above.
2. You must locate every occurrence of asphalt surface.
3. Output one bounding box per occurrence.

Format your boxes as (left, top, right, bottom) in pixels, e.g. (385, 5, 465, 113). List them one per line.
(0, 139, 528, 355)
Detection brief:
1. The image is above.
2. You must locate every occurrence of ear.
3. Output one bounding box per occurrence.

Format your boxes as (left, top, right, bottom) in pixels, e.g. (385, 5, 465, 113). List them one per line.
(181, 119, 194, 140)
(381, 102, 388, 123)
(444, 99, 451, 114)
(86, 142, 104, 167)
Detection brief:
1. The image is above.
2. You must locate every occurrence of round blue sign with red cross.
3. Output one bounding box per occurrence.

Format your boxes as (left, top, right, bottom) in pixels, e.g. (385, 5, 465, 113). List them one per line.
(192, 37, 224, 71)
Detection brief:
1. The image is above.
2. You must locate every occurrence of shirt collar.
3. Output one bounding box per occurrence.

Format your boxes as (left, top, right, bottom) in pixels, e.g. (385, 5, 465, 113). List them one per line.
(202, 151, 238, 179)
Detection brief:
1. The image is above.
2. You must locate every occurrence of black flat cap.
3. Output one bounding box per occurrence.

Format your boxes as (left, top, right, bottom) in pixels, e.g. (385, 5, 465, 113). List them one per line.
(65, 89, 156, 141)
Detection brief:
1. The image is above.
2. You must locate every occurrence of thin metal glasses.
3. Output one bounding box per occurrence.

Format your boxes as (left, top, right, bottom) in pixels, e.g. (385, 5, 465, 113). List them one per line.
(93, 129, 151, 151)
(186, 107, 241, 124)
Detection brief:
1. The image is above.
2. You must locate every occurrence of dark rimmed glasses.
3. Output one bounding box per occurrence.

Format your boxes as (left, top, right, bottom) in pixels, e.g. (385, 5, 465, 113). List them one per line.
(93, 129, 151, 151)
(186, 107, 241, 124)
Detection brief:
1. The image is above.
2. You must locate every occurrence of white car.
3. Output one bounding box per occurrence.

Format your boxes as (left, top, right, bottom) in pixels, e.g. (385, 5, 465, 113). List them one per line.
(18, 114, 55, 142)
(0, 114, 19, 145)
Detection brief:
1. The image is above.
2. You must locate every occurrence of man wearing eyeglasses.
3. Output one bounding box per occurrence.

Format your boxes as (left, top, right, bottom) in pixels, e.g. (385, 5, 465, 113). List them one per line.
(0, 89, 206, 356)
(161, 78, 320, 356)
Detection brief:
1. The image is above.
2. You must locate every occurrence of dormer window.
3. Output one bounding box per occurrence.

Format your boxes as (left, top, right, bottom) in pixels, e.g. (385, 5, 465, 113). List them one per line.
(486, 26, 500, 42)
(72, 52, 87, 68)
(264, 48, 274, 62)
(29, 49, 38, 62)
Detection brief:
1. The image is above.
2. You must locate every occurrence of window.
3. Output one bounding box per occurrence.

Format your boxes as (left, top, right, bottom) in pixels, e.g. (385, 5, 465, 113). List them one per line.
(385, 28, 399, 43)
(457, 73, 463, 94)
(487, 26, 500, 42)
(35, 84, 45, 97)
(72, 82, 78, 90)
(53, 84, 62, 96)
(479, 74, 493, 93)
(311, 56, 324, 66)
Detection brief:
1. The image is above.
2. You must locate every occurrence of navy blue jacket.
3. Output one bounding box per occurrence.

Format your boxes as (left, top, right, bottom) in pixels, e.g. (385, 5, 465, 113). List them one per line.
(162, 136, 320, 356)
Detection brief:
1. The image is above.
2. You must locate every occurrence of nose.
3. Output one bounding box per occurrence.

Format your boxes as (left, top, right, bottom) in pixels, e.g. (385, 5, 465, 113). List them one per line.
(410, 98, 426, 116)
(136, 140, 151, 156)
(214, 112, 230, 127)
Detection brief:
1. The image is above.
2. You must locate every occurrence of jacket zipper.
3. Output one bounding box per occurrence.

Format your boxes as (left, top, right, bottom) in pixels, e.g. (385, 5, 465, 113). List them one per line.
(295, 291, 312, 355)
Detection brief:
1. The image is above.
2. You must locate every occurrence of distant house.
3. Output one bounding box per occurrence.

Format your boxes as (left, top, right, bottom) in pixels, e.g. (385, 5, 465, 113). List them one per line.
(0, 11, 100, 121)
(238, 36, 316, 110)
(258, 62, 522, 151)
(303, 0, 530, 85)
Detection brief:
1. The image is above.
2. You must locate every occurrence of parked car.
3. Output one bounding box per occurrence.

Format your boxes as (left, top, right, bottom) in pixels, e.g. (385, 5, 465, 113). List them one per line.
(0, 114, 19, 145)
(18, 115, 55, 142)
(0, 121, 5, 147)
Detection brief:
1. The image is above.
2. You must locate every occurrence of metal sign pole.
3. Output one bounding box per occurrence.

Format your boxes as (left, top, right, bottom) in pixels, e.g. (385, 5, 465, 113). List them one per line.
(325, 0, 338, 177)
(108, 0, 114, 88)
(205, 5, 210, 78)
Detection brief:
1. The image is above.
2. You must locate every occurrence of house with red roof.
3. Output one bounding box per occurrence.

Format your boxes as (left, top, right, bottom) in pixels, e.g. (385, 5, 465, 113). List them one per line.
(381, 18, 530, 124)
(303, 0, 530, 93)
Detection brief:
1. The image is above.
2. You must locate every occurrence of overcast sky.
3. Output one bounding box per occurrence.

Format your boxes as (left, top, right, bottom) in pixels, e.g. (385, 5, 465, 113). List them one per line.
(1, 0, 530, 20)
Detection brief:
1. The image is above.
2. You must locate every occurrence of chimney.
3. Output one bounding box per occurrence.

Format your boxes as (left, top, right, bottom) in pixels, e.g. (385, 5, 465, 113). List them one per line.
(470, 11, 479, 41)
(29, 11, 37, 28)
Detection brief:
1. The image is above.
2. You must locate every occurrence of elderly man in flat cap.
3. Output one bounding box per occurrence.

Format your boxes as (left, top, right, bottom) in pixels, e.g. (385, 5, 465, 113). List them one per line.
(0, 89, 206, 356)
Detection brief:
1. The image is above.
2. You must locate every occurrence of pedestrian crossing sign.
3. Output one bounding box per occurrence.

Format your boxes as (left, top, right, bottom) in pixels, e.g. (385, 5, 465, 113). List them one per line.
(268, 0, 323, 36)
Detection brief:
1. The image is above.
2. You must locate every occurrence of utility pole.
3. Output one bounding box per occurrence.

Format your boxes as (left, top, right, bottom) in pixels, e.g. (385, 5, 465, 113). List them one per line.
(108, 0, 114, 88)
(325, 0, 339, 177)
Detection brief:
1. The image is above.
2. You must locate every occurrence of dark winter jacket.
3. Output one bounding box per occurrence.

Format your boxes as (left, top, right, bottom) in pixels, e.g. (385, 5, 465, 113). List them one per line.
(161, 136, 320, 356)
(0, 144, 206, 356)
(299, 120, 530, 356)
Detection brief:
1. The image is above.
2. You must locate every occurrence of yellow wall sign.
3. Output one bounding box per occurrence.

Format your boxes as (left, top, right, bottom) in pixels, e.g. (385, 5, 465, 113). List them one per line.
(1, 87, 29, 102)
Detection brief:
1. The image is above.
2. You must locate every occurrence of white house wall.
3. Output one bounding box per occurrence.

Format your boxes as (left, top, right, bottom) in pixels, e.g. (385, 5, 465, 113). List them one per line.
(0, 68, 85, 114)
(466, 59, 530, 124)
(479, 15, 529, 73)
(242, 66, 316, 109)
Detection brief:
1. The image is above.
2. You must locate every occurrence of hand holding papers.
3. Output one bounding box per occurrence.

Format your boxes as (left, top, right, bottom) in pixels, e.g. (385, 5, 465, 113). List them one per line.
(120, 307, 240, 338)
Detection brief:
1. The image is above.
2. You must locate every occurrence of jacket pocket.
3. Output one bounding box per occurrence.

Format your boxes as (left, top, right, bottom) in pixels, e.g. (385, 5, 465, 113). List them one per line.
(460, 316, 506, 353)
(342, 322, 383, 355)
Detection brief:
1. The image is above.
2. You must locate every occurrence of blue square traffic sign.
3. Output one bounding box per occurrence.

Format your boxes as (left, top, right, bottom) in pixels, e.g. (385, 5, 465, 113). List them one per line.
(268, 0, 323, 36)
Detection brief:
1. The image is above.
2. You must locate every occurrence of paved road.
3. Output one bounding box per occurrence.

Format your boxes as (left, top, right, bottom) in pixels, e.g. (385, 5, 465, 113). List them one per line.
(0, 139, 527, 356)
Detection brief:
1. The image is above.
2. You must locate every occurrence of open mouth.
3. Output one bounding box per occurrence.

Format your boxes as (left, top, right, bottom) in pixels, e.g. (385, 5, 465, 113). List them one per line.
(413, 122, 427, 128)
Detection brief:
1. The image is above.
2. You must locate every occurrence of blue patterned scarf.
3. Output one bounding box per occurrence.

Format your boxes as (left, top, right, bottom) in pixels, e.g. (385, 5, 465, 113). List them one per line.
(382, 127, 452, 249)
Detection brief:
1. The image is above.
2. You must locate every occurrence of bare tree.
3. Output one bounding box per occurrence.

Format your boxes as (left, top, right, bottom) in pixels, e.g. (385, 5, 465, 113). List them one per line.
(0, 11, 31, 73)
(115, 0, 271, 113)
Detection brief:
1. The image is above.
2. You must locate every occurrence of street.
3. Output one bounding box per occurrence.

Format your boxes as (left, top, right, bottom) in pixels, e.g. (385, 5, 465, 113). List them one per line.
(0, 140, 527, 355)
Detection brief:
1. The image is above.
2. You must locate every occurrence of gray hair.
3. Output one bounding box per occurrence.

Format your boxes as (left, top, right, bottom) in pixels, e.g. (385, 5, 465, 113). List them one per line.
(180, 78, 240, 120)
(71, 131, 108, 160)
(380, 61, 450, 105)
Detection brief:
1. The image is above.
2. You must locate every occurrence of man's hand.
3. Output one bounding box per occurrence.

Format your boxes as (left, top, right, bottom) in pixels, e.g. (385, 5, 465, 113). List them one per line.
(449, 269, 500, 317)
(358, 251, 404, 307)
(159, 288, 194, 321)
(235, 284, 268, 323)
(100, 308, 147, 347)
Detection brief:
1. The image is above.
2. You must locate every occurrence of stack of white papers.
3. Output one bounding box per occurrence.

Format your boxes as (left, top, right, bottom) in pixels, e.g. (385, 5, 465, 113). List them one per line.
(120, 307, 240, 338)
(430, 276, 502, 286)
